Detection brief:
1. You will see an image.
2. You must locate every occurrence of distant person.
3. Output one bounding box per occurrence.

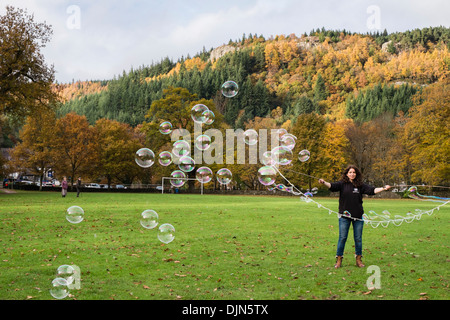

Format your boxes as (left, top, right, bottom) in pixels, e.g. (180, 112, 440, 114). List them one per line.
(61, 176, 68, 197)
(319, 165, 391, 268)
(76, 177, 82, 197)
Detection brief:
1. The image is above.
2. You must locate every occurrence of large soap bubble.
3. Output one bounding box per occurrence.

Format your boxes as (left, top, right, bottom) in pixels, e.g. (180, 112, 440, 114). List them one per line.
(261, 151, 275, 166)
(50, 278, 69, 299)
(257, 166, 277, 186)
(170, 170, 187, 187)
(191, 104, 209, 124)
(195, 134, 212, 151)
(202, 109, 215, 125)
(158, 223, 175, 244)
(158, 151, 173, 166)
(298, 149, 310, 162)
(172, 140, 191, 158)
(66, 206, 84, 224)
(271, 146, 293, 165)
(216, 168, 232, 185)
(221, 81, 239, 98)
(243, 129, 258, 146)
(56, 265, 75, 286)
(135, 148, 155, 168)
(280, 133, 296, 150)
(159, 121, 173, 135)
(196, 166, 213, 184)
(140, 209, 159, 229)
(178, 156, 196, 172)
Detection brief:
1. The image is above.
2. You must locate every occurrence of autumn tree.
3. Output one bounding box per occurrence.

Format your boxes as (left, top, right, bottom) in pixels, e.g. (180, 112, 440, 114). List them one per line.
(344, 121, 376, 180)
(95, 118, 143, 188)
(52, 113, 99, 186)
(9, 108, 57, 190)
(0, 6, 59, 124)
(400, 82, 449, 185)
(344, 114, 406, 185)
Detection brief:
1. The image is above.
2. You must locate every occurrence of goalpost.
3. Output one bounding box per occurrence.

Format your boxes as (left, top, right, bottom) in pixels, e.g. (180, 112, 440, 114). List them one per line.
(161, 177, 204, 195)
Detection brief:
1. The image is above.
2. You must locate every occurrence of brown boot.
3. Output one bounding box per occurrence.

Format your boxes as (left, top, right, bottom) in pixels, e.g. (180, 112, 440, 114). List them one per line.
(334, 256, 343, 268)
(355, 255, 365, 268)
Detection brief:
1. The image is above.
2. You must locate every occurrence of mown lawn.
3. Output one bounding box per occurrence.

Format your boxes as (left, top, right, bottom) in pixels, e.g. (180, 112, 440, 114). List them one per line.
(0, 190, 448, 300)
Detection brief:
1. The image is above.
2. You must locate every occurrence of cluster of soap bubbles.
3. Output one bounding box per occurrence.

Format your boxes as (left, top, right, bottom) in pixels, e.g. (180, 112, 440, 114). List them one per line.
(134, 81, 240, 189)
(139, 209, 175, 244)
(64, 205, 176, 244)
(254, 128, 311, 188)
(49, 265, 79, 299)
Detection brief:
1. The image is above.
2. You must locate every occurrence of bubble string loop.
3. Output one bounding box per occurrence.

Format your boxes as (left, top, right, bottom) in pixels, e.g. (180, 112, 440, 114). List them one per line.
(272, 166, 450, 228)
(273, 166, 361, 221)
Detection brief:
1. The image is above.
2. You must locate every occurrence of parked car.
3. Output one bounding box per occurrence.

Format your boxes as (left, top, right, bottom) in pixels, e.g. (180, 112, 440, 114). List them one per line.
(35, 180, 53, 187)
(17, 179, 34, 185)
(85, 183, 101, 189)
(116, 184, 127, 189)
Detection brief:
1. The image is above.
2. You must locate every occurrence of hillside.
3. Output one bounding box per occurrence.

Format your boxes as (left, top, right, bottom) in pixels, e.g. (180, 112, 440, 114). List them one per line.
(57, 26, 450, 127)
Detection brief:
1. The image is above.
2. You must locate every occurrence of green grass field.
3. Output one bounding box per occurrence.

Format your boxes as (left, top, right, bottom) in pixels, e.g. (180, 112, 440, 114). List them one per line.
(0, 190, 448, 300)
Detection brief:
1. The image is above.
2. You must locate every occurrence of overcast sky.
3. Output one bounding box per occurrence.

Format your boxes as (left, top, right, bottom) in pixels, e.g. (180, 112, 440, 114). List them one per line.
(1, 0, 448, 83)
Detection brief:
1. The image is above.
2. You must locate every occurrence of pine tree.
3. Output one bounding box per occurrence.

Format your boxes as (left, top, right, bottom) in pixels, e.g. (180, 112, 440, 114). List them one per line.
(313, 73, 328, 102)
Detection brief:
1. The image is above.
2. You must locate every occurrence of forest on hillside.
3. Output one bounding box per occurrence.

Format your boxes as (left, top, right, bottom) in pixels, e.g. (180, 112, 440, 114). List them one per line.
(56, 26, 450, 127)
(6, 27, 450, 190)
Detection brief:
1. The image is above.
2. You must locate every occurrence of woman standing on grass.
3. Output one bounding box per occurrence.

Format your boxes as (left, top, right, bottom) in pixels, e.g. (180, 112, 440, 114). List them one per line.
(61, 176, 68, 197)
(319, 165, 391, 268)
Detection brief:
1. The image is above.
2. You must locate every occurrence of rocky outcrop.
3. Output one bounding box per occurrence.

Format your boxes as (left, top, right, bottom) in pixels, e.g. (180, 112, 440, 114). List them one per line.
(209, 45, 239, 62)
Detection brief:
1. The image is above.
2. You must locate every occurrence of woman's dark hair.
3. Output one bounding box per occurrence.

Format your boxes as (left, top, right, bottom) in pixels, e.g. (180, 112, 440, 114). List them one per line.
(341, 165, 363, 187)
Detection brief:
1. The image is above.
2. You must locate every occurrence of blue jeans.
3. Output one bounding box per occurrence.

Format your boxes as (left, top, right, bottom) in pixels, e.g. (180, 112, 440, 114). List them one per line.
(336, 217, 364, 256)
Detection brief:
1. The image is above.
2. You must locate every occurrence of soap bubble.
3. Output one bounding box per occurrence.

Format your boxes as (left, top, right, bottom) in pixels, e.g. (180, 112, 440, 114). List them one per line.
(56, 265, 75, 286)
(298, 149, 310, 162)
(221, 80, 239, 98)
(140, 209, 159, 229)
(50, 278, 69, 299)
(243, 129, 258, 145)
(191, 104, 209, 123)
(135, 148, 155, 168)
(276, 128, 288, 141)
(178, 156, 196, 172)
(261, 151, 275, 166)
(158, 223, 175, 244)
(196, 166, 213, 184)
(216, 168, 232, 185)
(195, 134, 212, 151)
(280, 133, 296, 150)
(170, 170, 187, 187)
(202, 109, 215, 125)
(258, 166, 277, 186)
(159, 121, 173, 135)
(158, 151, 173, 166)
(271, 146, 293, 165)
(172, 140, 190, 158)
(66, 206, 84, 224)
